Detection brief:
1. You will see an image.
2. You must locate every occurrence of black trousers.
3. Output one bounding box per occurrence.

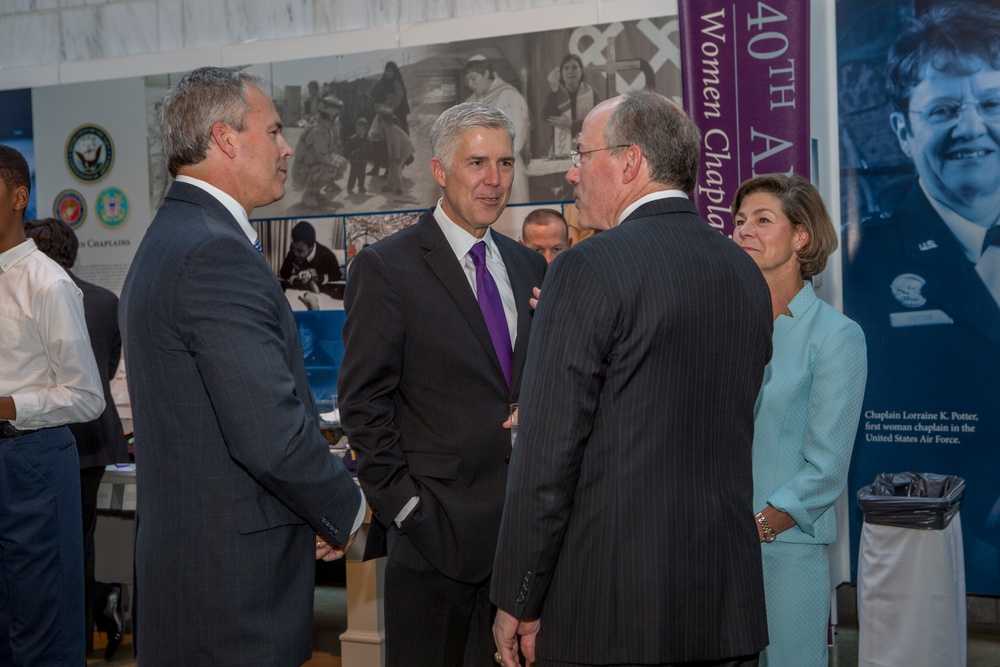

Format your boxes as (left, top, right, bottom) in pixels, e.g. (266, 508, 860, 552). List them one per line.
(384, 529, 495, 667)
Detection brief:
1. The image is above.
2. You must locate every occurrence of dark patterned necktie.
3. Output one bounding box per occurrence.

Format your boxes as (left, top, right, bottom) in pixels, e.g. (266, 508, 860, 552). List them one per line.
(983, 225, 1000, 254)
(469, 241, 512, 388)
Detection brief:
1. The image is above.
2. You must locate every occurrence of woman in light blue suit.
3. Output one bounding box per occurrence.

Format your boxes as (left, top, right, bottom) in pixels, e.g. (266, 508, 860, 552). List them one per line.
(732, 174, 868, 667)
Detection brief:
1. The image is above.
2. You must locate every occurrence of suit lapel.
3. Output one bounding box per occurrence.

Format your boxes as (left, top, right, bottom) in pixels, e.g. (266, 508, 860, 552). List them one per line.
(900, 187, 1000, 348)
(417, 215, 508, 385)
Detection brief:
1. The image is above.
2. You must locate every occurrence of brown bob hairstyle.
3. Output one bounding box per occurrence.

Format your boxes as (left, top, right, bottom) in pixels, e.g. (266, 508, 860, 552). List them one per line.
(730, 173, 838, 278)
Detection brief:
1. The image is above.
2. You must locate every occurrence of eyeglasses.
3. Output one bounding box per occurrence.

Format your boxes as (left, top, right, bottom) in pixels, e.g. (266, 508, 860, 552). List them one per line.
(909, 98, 1000, 125)
(569, 144, 631, 168)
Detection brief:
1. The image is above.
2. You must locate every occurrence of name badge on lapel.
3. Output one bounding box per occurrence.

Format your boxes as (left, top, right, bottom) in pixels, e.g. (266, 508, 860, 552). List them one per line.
(890, 310, 954, 328)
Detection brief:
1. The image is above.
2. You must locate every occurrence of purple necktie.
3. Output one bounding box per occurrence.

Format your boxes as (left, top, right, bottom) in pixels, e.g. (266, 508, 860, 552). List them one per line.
(469, 241, 513, 388)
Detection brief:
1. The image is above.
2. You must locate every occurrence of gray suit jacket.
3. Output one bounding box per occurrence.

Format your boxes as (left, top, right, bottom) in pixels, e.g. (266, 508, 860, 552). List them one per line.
(491, 197, 773, 664)
(120, 181, 361, 667)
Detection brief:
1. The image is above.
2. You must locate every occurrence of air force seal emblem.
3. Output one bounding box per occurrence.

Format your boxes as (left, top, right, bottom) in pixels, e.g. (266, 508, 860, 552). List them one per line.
(890, 273, 928, 308)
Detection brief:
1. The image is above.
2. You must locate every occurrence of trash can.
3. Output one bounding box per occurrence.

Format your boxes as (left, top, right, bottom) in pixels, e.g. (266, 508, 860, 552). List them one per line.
(856, 472, 966, 667)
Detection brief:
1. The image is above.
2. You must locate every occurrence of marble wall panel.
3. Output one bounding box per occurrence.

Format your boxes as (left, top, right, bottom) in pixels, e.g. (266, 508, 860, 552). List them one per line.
(224, 0, 314, 43)
(2, 0, 59, 15)
(0, 12, 60, 67)
(315, 0, 400, 32)
(158, 0, 183, 52)
(399, 0, 452, 25)
(60, 1, 158, 61)
(181, 0, 227, 48)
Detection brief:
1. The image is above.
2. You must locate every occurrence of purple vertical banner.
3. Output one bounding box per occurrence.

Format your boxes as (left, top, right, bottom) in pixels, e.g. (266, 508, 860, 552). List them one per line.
(678, 0, 810, 236)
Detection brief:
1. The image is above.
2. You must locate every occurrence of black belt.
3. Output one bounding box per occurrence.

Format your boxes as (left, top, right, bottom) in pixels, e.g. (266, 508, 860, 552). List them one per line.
(0, 421, 37, 438)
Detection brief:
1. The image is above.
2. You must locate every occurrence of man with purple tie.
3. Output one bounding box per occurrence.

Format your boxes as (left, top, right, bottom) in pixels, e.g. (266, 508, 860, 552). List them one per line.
(339, 102, 546, 667)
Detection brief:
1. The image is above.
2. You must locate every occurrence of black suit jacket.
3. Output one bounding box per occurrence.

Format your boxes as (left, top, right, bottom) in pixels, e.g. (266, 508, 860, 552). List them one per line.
(339, 210, 546, 583)
(68, 272, 129, 468)
(491, 197, 773, 663)
(120, 181, 362, 667)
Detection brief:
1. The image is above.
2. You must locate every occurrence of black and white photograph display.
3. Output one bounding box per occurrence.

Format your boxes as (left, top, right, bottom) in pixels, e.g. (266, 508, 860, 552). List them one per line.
(145, 15, 680, 219)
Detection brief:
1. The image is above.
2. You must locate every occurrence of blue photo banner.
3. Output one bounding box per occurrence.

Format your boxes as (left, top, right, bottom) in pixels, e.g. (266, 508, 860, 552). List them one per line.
(839, 0, 1000, 594)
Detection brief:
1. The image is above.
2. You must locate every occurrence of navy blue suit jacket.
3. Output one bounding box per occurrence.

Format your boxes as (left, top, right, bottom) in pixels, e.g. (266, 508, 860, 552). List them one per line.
(120, 181, 361, 667)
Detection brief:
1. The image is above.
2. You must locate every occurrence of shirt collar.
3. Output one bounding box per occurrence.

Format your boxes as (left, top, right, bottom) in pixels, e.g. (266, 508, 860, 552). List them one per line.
(919, 179, 998, 262)
(175, 174, 260, 247)
(432, 198, 501, 262)
(618, 189, 689, 225)
(0, 239, 37, 273)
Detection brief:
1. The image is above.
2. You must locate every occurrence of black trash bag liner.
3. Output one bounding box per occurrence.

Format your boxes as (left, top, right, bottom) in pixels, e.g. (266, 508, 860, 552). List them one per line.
(857, 471, 965, 530)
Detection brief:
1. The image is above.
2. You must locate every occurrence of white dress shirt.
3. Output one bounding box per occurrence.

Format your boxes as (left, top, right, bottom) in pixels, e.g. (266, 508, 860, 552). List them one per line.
(0, 239, 104, 429)
(433, 199, 518, 347)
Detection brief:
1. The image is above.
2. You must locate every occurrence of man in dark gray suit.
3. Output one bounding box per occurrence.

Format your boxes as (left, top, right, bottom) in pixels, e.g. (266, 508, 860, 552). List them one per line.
(339, 103, 546, 666)
(491, 90, 773, 667)
(120, 67, 363, 667)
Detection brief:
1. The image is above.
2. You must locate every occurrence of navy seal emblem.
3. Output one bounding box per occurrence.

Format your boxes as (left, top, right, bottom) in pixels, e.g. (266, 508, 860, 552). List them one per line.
(65, 124, 114, 183)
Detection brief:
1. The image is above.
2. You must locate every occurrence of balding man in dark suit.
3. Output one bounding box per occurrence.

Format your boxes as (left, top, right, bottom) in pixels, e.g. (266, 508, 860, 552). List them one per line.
(491, 90, 773, 667)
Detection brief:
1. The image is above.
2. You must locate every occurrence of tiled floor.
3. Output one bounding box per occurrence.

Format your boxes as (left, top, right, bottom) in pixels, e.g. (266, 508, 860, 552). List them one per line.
(90, 584, 1000, 667)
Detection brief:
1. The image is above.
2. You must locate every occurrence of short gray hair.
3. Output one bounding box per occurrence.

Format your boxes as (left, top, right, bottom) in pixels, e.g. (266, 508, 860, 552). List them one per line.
(429, 102, 515, 169)
(160, 66, 266, 177)
(603, 90, 701, 194)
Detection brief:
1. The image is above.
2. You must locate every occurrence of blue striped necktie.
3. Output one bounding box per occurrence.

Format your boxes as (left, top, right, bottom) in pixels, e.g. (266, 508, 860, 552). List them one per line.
(253, 237, 263, 254)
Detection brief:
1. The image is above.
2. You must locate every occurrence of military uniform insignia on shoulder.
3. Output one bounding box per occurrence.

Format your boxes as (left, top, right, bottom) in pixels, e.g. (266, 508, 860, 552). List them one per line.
(918, 239, 938, 251)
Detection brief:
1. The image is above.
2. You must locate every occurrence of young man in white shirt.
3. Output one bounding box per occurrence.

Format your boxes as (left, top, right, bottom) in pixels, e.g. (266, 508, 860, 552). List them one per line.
(0, 144, 105, 664)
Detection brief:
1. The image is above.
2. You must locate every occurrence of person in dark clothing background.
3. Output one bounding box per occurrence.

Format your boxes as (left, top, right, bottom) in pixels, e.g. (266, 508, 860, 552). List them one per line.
(278, 219, 343, 296)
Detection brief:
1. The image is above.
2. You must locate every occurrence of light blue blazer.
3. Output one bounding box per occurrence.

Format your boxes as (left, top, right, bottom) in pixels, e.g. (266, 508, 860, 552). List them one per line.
(753, 281, 868, 544)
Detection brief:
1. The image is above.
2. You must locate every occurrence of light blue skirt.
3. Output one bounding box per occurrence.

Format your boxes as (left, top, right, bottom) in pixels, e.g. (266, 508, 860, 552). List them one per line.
(760, 541, 830, 667)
